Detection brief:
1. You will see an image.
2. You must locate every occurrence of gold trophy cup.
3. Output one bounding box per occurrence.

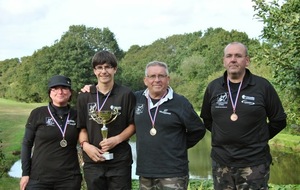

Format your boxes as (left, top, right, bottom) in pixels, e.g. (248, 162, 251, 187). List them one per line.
(90, 106, 120, 160)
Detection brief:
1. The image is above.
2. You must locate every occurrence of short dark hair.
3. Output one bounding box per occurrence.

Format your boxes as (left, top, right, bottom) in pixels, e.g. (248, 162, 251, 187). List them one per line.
(91, 50, 118, 68)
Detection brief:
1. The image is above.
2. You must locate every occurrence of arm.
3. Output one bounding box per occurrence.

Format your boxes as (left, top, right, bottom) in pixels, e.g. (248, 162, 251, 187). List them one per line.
(265, 82, 287, 139)
(79, 128, 105, 162)
(268, 119, 286, 139)
(100, 124, 135, 151)
(20, 110, 36, 190)
(181, 97, 206, 148)
(200, 87, 213, 132)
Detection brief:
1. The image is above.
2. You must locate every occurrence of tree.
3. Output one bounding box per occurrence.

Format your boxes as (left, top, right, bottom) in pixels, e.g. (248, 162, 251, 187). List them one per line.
(253, 0, 300, 128)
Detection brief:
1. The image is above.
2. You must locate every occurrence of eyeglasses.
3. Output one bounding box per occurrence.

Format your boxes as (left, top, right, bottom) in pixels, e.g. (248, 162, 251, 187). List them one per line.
(51, 86, 70, 92)
(94, 65, 114, 71)
(146, 74, 168, 80)
(224, 54, 248, 59)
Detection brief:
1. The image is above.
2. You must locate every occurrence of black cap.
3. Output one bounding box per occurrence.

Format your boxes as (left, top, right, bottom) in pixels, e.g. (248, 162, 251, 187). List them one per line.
(48, 75, 71, 89)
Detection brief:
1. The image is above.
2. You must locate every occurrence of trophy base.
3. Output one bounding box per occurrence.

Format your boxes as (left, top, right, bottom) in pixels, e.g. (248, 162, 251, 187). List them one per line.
(103, 152, 114, 160)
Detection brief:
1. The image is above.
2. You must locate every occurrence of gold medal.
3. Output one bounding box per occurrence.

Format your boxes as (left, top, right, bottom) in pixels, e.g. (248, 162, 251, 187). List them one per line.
(230, 113, 238, 121)
(150, 128, 157, 136)
(60, 139, 67, 147)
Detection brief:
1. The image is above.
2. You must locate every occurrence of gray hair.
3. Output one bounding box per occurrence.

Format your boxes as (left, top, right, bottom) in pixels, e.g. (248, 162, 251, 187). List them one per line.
(224, 42, 249, 56)
(145, 61, 169, 76)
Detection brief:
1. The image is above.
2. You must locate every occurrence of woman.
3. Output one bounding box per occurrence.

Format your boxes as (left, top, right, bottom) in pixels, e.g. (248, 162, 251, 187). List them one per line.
(20, 75, 82, 190)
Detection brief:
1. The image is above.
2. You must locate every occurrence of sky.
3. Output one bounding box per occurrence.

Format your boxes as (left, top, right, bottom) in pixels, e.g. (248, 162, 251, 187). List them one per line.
(0, 0, 264, 61)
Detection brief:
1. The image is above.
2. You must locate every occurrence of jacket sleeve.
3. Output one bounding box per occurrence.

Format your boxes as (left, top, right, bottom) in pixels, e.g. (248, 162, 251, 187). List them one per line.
(200, 86, 213, 132)
(181, 97, 206, 148)
(21, 109, 38, 176)
(265, 82, 287, 139)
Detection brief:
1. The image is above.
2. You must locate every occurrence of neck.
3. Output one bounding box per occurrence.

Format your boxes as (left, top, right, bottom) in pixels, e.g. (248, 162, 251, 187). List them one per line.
(97, 83, 113, 94)
(52, 102, 68, 108)
(228, 71, 245, 83)
(149, 89, 168, 99)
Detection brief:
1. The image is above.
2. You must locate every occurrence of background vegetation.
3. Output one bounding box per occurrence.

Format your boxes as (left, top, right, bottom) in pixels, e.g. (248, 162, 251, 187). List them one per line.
(0, 99, 299, 189)
(0, 0, 299, 189)
(0, 1, 299, 131)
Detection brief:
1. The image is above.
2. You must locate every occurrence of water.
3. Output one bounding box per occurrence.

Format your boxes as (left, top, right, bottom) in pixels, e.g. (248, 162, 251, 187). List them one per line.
(8, 159, 21, 178)
(9, 135, 300, 184)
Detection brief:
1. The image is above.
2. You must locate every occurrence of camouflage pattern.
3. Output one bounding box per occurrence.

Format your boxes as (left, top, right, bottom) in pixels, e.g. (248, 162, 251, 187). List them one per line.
(212, 160, 270, 190)
(139, 175, 189, 190)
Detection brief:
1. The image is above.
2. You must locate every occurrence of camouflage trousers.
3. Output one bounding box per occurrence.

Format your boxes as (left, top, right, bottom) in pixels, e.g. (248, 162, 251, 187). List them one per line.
(212, 160, 270, 190)
(139, 175, 189, 190)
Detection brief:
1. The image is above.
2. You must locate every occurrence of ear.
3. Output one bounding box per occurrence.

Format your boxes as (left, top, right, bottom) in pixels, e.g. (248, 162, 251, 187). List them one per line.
(245, 56, 250, 67)
(143, 77, 148, 86)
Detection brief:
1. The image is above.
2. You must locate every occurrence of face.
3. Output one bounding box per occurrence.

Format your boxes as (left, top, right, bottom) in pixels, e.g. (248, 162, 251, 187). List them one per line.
(93, 63, 117, 84)
(49, 86, 72, 107)
(144, 65, 170, 98)
(223, 43, 250, 80)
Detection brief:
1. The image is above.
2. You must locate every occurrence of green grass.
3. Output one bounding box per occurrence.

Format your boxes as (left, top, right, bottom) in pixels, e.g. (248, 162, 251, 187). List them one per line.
(0, 98, 299, 190)
(269, 133, 300, 154)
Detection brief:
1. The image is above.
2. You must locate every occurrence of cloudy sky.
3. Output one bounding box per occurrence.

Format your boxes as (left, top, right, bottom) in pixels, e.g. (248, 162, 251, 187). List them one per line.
(0, 0, 264, 61)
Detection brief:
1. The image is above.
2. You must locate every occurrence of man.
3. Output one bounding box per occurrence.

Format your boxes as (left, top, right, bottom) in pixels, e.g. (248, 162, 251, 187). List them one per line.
(77, 50, 136, 190)
(135, 61, 206, 189)
(200, 42, 287, 190)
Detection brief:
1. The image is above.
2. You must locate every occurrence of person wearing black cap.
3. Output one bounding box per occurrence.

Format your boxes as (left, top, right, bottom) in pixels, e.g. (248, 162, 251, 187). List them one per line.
(20, 75, 82, 190)
(77, 50, 136, 190)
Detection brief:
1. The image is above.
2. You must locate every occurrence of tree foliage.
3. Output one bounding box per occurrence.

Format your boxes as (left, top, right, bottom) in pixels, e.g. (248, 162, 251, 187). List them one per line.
(253, 0, 300, 128)
(0, 23, 298, 130)
(0, 25, 122, 103)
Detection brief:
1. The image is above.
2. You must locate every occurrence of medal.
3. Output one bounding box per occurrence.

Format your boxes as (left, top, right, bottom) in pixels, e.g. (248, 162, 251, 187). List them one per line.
(227, 78, 243, 122)
(147, 90, 168, 136)
(47, 106, 70, 147)
(60, 139, 67, 147)
(150, 127, 157, 136)
(230, 113, 238, 121)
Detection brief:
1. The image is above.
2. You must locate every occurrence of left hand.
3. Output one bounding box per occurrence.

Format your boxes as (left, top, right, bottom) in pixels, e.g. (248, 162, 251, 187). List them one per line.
(99, 136, 121, 152)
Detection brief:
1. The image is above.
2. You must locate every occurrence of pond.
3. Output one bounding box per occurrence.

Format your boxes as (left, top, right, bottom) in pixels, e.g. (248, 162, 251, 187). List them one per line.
(9, 134, 300, 184)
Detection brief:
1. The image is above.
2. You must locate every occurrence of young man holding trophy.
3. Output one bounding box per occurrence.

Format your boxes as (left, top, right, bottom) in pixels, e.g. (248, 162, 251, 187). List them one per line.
(77, 50, 136, 190)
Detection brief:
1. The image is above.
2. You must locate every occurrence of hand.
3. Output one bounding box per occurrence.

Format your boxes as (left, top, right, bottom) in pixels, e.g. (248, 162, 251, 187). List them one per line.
(20, 176, 29, 190)
(82, 142, 105, 162)
(99, 136, 121, 152)
(80, 85, 92, 93)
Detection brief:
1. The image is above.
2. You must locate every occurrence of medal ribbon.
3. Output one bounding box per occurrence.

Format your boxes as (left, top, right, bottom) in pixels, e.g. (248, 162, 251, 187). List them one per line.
(147, 91, 167, 128)
(227, 78, 243, 114)
(47, 106, 70, 139)
(97, 90, 111, 111)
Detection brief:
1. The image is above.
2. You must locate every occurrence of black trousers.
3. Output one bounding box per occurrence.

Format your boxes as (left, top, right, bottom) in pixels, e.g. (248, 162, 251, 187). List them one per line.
(83, 162, 132, 190)
(26, 174, 82, 190)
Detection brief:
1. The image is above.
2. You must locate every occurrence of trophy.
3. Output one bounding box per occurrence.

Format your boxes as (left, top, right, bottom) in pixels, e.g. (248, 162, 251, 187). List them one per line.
(90, 105, 120, 160)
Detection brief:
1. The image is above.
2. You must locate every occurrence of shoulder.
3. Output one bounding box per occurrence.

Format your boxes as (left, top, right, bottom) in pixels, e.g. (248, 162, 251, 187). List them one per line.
(28, 105, 48, 118)
(114, 83, 133, 94)
(250, 74, 273, 88)
(208, 76, 223, 86)
(77, 85, 97, 99)
(134, 90, 144, 97)
(31, 105, 47, 113)
(172, 92, 191, 105)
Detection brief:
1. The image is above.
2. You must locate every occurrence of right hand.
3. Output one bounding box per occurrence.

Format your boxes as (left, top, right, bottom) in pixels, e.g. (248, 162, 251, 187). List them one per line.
(20, 176, 29, 190)
(82, 142, 105, 162)
(80, 85, 92, 93)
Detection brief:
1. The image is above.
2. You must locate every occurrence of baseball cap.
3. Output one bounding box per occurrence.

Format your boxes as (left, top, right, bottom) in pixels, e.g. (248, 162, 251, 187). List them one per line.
(48, 75, 71, 89)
